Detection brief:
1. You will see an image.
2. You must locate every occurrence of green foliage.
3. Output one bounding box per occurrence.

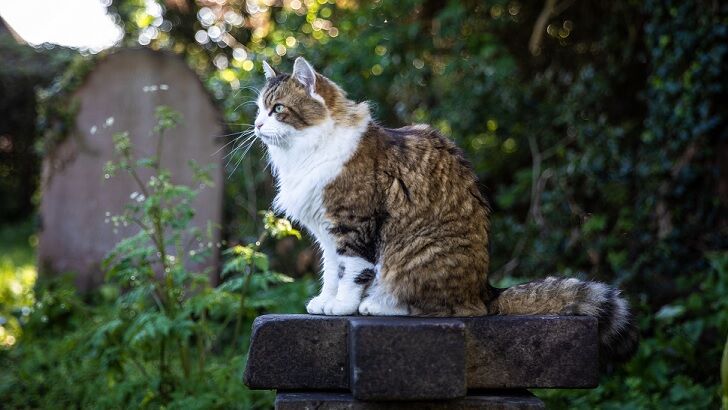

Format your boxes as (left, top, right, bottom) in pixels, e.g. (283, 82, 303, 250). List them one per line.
(538, 251, 728, 408)
(0, 220, 37, 348)
(0, 30, 74, 222)
(0, 108, 313, 408)
(723, 333, 728, 409)
(36, 54, 98, 156)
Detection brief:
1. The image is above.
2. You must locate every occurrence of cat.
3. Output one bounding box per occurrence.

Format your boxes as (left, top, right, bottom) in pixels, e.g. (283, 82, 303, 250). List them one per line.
(253, 57, 639, 362)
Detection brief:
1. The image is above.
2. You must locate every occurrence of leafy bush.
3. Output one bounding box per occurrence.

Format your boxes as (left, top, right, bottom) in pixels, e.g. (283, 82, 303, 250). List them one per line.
(0, 108, 313, 409)
(538, 251, 728, 408)
(0, 220, 37, 348)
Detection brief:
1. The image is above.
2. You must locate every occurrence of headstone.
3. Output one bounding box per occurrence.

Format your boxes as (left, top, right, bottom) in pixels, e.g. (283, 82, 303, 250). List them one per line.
(38, 48, 224, 290)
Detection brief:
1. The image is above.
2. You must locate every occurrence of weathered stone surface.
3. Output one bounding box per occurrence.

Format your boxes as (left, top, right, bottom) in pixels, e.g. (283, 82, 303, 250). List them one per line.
(464, 316, 599, 388)
(244, 314, 599, 394)
(275, 391, 545, 410)
(38, 48, 224, 290)
(349, 317, 466, 400)
(244, 314, 350, 389)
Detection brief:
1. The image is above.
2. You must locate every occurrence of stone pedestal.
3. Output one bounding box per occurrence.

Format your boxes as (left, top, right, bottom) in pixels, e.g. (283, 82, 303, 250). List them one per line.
(275, 391, 545, 409)
(244, 315, 599, 408)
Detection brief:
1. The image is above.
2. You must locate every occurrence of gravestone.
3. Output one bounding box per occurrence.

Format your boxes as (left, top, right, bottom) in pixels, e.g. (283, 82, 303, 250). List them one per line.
(38, 48, 224, 290)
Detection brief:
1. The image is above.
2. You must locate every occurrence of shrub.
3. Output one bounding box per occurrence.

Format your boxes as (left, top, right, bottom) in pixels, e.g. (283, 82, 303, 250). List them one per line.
(538, 251, 728, 408)
(0, 107, 313, 409)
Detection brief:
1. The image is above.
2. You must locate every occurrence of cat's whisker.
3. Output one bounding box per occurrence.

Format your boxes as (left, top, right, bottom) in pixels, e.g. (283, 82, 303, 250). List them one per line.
(223, 133, 256, 160)
(227, 88, 243, 106)
(212, 137, 241, 157)
(228, 86, 259, 105)
(231, 100, 259, 113)
(240, 138, 257, 158)
(224, 122, 255, 127)
(215, 128, 253, 143)
(224, 131, 261, 175)
(212, 131, 255, 157)
(222, 134, 253, 161)
(228, 139, 259, 177)
(237, 85, 261, 96)
(211, 128, 254, 139)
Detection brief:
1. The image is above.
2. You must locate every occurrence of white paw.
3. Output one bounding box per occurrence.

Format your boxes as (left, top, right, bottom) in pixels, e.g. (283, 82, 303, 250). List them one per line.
(323, 298, 359, 316)
(358, 297, 383, 316)
(306, 294, 333, 315)
(359, 296, 407, 316)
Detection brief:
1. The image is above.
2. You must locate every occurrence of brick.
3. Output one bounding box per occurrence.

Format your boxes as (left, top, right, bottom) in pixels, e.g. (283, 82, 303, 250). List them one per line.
(349, 317, 466, 400)
(274, 391, 545, 410)
(464, 316, 599, 388)
(244, 314, 350, 389)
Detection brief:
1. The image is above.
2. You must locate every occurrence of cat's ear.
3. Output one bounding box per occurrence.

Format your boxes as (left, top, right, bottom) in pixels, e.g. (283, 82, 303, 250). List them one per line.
(262, 61, 277, 80)
(292, 57, 316, 94)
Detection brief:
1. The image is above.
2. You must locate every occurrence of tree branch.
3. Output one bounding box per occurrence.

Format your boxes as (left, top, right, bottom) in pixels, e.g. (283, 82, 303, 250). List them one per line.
(529, 0, 575, 55)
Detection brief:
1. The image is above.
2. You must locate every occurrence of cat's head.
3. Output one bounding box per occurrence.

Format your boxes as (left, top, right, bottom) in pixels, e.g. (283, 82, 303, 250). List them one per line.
(254, 57, 369, 149)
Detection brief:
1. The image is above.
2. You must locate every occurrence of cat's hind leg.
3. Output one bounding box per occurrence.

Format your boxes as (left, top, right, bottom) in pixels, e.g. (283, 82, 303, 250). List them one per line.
(359, 277, 409, 316)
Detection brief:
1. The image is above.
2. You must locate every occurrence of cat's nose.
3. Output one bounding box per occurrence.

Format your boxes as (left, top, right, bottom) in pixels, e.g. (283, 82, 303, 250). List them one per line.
(255, 119, 264, 129)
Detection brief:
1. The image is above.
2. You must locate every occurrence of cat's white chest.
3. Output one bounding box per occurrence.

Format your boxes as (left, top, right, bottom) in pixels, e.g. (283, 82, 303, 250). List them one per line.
(268, 125, 364, 238)
(274, 171, 329, 228)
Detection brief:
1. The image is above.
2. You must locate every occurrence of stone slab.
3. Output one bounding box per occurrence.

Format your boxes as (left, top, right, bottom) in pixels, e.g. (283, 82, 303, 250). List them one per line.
(244, 314, 598, 395)
(275, 391, 545, 410)
(464, 316, 599, 388)
(349, 317, 466, 400)
(244, 315, 350, 390)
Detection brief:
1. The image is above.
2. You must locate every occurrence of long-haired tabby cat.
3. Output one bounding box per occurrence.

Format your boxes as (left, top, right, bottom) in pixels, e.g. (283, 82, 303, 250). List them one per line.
(253, 57, 638, 362)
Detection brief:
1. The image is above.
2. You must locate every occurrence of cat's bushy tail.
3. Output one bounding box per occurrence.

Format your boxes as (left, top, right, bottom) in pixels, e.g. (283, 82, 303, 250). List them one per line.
(486, 276, 639, 363)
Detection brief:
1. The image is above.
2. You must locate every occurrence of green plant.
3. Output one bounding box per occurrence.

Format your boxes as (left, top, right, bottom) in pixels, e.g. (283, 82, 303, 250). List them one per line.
(0, 220, 37, 348)
(0, 107, 312, 409)
(100, 105, 214, 403)
(36, 54, 98, 157)
(100, 105, 308, 406)
(538, 251, 728, 409)
(722, 333, 728, 409)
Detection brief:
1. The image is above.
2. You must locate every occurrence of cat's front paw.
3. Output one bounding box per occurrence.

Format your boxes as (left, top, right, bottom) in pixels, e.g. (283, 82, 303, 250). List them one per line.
(306, 294, 333, 315)
(323, 298, 359, 315)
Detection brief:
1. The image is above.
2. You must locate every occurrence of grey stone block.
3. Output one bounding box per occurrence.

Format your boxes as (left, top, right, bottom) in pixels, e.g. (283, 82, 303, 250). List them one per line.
(275, 391, 545, 410)
(244, 314, 350, 389)
(349, 317, 466, 400)
(38, 48, 224, 291)
(244, 314, 599, 395)
(464, 316, 599, 388)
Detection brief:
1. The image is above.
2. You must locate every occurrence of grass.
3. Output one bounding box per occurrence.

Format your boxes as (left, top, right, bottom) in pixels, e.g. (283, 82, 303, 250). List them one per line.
(0, 218, 38, 348)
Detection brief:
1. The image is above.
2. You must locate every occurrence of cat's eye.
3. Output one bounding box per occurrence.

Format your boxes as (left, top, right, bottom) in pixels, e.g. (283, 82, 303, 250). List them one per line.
(273, 104, 285, 114)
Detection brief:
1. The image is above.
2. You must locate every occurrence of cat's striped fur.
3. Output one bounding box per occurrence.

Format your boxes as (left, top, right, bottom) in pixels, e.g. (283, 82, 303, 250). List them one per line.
(253, 57, 638, 362)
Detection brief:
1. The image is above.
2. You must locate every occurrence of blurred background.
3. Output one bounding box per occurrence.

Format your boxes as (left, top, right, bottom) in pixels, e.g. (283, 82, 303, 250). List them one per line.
(0, 0, 727, 408)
